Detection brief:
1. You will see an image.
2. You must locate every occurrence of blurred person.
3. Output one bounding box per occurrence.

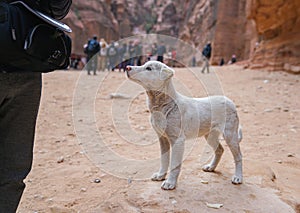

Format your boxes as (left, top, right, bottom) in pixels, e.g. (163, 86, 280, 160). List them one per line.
(85, 35, 100, 75)
(128, 41, 135, 65)
(220, 58, 225, 66)
(228, 54, 237, 64)
(107, 42, 118, 71)
(122, 43, 130, 71)
(117, 43, 125, 72)
(151, 43, 157, 57)
(135, 41, 143, 66)
(192, 55, 196, 67)
(99, 38, 108, 71)
(156, 42, 166, 63)
(201, 42, 212, 73)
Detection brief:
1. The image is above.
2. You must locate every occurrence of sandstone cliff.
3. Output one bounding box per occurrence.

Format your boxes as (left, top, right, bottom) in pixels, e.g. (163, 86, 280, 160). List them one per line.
(63, 0, 119, 55)
(64, 0, 300, 73)
(248, 0, 300, 73)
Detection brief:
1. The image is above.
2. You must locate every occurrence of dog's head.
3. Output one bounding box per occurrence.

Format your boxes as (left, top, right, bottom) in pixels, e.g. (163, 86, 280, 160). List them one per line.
(126, 61, 175, 90)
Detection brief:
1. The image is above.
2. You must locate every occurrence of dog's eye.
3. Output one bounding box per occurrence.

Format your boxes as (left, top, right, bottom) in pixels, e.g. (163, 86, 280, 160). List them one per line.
(146, 67, 152, 71)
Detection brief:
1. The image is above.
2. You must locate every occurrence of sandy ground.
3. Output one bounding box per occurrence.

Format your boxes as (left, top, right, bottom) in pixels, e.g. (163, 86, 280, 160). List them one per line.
(17, 65, 300, 213)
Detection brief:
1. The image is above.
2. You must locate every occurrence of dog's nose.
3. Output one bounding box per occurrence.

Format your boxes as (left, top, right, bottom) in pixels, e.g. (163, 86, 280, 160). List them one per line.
(126, 66, 131, 71)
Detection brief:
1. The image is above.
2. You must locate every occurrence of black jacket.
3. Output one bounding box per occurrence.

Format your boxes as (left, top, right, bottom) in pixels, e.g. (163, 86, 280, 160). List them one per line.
(202, 44, 212, 59)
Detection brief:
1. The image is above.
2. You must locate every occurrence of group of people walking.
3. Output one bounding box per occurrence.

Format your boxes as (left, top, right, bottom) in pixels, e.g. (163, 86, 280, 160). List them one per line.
(84, 36, 168, 75)
(84, 36, 237, 75)
(84, 36, 144, 75)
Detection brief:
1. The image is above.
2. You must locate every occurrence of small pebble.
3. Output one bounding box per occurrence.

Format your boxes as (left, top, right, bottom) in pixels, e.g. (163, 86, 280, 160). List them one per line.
(80, 188, 87, 192)
(287, 153, 294, 157)
(277, 160, 282, 164)
(270, 171, 276, 181)
(264, 109, 273, 113)
(139, 126, 146, 130)
(171, 200, 177, 205)
(57, 156, 64, 163)
(94, 179, 101, 183)
(201, 180, 209, 184)
(128, 178, 132, 184)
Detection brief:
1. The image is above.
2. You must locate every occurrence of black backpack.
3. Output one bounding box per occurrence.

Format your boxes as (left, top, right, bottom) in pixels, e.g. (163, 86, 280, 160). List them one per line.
(202, 44, 211, 59)
(0, 1, 72, 72)
(86, 39, 100, 55)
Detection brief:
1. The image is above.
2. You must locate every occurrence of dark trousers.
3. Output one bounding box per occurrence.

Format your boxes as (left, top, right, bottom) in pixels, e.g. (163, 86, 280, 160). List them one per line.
(87, 55, 98, 74)
(0, 73, 42, 213)
(157, 55, 164, 63)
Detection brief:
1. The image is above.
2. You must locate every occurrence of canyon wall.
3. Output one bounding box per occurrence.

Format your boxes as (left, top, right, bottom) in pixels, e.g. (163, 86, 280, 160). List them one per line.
(64, 0, 300, 73)
(248, 0, 300, 73)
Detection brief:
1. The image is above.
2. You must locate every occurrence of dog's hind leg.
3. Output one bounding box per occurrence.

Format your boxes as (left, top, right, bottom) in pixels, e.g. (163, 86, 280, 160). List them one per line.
(202, 130, 224, 172)
(223, 119, 243, 184)
(151, 136, 170, 181)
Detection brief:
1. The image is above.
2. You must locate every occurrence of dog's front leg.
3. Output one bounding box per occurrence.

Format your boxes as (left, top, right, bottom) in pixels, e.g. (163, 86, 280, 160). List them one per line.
(161, 135, 185, 190)
(151, 136, 170, 181)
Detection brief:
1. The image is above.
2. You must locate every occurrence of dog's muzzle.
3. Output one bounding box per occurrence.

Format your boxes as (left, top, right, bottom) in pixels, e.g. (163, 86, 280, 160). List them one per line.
(126, 66, 131, 71)
(126, 66, 131, 77)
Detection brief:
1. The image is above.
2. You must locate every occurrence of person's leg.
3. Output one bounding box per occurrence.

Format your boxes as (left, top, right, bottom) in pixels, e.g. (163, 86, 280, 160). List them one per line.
(86, 56, 91, 75)
(93, 56, 98, 75)
(207, 59, 210, 73)
(0, 73, 42, 213)
(201, 56, 208, 73)
(111, 57, 116, 71)
(100, 56, 105, 71)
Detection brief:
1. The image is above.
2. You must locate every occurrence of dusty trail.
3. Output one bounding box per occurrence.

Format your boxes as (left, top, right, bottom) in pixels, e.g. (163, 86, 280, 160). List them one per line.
(18, 65, 300, 212)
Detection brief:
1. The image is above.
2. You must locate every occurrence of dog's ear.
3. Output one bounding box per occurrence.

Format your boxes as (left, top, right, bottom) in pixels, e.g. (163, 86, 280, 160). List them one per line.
(160, 66, 175, 80)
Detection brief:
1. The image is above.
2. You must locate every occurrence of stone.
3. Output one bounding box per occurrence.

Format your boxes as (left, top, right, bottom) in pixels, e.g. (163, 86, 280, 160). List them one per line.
(94, 178, 101, 183)
(57, 156, 64, 163)
(65, 0, 299, 73)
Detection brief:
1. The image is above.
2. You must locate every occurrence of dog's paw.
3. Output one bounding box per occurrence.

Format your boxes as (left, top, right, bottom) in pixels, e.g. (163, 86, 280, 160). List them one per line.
(151, 172, 166, 181)
(161, 180, 176, 190)
(231, 175, 243, 184)
(202, 164, 216, 172)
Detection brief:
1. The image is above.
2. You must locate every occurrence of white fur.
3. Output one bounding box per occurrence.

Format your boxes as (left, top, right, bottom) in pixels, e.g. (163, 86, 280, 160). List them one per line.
(127, 61, 243, 190)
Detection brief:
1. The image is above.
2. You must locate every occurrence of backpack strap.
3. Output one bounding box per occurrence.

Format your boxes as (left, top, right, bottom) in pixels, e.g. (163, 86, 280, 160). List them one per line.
(10, 1, 72, 33)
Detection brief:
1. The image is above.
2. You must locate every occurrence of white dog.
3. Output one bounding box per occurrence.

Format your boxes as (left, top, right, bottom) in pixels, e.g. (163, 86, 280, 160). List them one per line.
(126, 61, 243, 190)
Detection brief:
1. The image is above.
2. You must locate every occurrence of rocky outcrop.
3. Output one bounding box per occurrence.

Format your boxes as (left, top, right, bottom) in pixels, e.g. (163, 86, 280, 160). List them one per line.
(64, 0, 300, 73)
(248, 0, 300, 73)
(63, 0, 119, 55)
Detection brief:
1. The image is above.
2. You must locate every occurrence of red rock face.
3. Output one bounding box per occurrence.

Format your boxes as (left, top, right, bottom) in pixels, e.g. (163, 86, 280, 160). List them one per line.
(248, 0, 300, 73)
(63, 0, 119, 55)
(64, 0, 300, 73)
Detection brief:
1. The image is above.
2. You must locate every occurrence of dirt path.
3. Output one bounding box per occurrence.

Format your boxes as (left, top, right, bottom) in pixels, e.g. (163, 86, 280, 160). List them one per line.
(18, 65, 300, 212)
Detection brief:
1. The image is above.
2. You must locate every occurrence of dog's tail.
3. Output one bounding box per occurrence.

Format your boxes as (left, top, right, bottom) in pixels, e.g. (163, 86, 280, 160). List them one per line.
(238, 125, 243, 143)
